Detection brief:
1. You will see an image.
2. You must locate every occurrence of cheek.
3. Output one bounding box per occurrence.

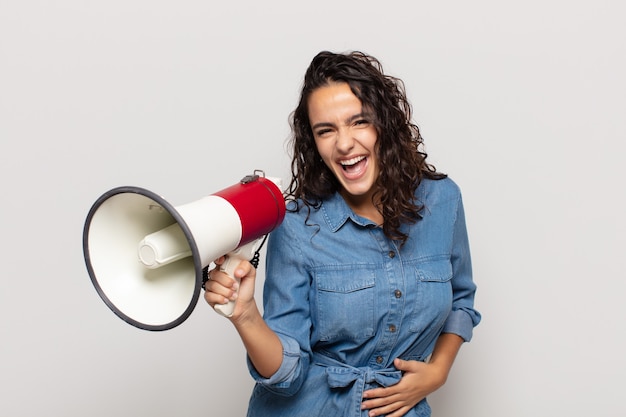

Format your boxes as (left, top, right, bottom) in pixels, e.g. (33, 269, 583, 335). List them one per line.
(353, 126, 378, 148)
(366, 129, 379, 148)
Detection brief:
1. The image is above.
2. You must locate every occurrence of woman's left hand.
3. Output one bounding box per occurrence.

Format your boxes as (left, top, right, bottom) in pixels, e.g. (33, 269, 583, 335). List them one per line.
(360, 358, 447, 417)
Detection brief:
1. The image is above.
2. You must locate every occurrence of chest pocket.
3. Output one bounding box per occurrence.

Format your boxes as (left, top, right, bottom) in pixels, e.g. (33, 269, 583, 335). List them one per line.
(409, 260, 453, 333)
(314, 267, 376, 342)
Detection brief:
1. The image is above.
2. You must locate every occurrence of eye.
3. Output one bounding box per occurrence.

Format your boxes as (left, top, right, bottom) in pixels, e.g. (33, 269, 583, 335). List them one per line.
(354, 119, 370, 127)
(315, 128, 333, 137)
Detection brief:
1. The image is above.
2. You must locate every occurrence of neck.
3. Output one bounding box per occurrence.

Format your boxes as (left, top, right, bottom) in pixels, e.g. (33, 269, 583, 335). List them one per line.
(340, 190, 384, 225)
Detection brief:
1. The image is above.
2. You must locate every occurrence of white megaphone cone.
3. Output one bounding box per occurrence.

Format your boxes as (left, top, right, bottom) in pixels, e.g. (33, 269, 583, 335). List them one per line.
(83, 170, 286, 331)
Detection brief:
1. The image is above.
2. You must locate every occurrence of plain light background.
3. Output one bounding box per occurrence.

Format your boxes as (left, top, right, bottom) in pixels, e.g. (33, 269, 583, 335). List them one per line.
(1, 1, 624, 416)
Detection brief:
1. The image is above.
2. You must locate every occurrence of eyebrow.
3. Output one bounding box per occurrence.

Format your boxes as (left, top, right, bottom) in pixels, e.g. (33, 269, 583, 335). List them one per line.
(311, 113, 368, 131)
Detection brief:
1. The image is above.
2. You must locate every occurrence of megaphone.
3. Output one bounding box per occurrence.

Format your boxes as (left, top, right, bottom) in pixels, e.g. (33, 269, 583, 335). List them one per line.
(82, 170, 286, 331)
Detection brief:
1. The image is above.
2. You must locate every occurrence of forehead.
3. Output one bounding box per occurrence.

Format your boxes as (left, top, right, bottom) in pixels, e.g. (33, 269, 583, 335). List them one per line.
(307, 82, 363, 120)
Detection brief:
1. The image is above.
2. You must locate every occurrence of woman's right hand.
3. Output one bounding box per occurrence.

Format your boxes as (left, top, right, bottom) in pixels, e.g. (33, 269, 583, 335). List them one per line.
(204, 256, 284, 378)
(203, 256, 257, 321)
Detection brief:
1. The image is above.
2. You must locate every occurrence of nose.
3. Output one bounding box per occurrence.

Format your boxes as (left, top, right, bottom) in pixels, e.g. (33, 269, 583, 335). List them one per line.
(335, 127, 355, 153)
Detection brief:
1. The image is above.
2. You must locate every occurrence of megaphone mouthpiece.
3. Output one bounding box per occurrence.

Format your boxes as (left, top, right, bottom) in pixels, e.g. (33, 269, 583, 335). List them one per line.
(137, 222, 192, 268)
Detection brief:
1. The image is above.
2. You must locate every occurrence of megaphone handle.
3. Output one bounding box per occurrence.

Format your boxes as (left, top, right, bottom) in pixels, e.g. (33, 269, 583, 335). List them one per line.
(213, 255, 242, 317)
(213, 239, 263, 318)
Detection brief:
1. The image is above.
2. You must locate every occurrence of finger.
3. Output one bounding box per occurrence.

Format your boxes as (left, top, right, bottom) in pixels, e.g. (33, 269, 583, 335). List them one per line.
(363, 385, 398, 400)
(203, 286, 230, 307)
(225, 258, 253, 279)
(386, 405, 412, 417)
(361, 390, 395, 410)
(204, 271, 238, 301)
(394, 357, 424, 373)
(362, 397, 403, 416)
(203, 281, 235, 305)
(393, 358, 410, 371)
(209, 268, 239, 289)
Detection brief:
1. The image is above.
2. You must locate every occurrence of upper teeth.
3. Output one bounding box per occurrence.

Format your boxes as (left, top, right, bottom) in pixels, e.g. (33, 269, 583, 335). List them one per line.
(341, 156, 365, 166)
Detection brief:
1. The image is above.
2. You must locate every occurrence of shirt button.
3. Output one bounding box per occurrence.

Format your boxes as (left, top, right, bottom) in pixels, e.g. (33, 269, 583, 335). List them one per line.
(388, 251, 396, 258)
(394, 289, 402, 298)
(376, 356, 383, 364)
(389, 324, 397, 333)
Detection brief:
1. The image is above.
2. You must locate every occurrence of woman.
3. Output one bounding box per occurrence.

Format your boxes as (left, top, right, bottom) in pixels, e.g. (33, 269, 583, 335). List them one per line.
(204, 51, 481, 417)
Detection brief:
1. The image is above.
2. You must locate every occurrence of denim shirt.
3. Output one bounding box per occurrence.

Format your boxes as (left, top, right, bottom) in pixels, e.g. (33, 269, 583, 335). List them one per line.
(246, 177, 481, 417)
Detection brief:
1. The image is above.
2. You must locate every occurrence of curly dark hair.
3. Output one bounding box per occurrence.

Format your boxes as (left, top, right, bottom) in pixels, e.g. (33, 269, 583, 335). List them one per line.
(286, 51, 446, 245)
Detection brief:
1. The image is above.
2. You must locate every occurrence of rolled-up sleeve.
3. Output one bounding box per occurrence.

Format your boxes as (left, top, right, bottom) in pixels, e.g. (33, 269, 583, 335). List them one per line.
(247, 333, 307, 395)
(442, 193, 481, 342)
(246, 212, 312, 396)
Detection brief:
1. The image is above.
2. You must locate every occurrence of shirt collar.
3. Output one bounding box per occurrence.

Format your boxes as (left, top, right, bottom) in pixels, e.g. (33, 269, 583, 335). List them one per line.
(320, 192, 378, 232)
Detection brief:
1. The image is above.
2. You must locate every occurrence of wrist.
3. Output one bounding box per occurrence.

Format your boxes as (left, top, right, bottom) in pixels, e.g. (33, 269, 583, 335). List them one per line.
(231, 300, 262, 328)
(427, 359, 451, 388)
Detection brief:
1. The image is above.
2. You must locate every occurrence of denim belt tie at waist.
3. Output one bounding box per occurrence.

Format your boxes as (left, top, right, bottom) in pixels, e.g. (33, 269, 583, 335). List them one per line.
(313, 353, 403, 416)
(325, 366, 402, 388)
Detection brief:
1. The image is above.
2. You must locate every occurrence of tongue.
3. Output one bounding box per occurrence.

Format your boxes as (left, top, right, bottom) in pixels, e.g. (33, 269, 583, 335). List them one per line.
(343, 158, 366, 176)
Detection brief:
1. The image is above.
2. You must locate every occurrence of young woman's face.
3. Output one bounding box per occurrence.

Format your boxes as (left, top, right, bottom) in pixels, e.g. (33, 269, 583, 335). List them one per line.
(308, 82, 380, 205)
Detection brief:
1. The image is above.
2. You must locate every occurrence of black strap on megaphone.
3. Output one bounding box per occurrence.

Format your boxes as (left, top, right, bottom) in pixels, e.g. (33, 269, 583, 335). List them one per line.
(248, 233, 269, 269)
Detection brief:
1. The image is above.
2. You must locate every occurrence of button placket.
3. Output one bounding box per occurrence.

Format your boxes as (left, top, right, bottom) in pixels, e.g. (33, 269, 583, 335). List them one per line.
(369, 229, 405, 369)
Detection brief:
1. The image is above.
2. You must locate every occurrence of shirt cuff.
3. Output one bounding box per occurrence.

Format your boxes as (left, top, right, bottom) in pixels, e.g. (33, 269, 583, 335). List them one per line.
(442, 309, 475, 342)
(247, 333, 302, 389)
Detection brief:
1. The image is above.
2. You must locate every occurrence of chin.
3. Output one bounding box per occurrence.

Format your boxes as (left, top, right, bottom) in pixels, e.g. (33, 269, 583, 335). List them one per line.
(342, 182, 375, 197)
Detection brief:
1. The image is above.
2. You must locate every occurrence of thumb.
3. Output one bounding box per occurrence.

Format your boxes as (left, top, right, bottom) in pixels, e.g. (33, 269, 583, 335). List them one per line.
(394, 358, 411, 371)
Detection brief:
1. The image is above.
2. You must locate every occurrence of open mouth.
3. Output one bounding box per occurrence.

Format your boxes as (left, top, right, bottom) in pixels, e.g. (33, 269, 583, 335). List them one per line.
(340, 156, 367, 175)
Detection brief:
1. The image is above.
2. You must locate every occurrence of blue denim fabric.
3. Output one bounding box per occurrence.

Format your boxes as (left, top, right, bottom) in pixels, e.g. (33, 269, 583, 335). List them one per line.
(247, 177, 481, 417)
